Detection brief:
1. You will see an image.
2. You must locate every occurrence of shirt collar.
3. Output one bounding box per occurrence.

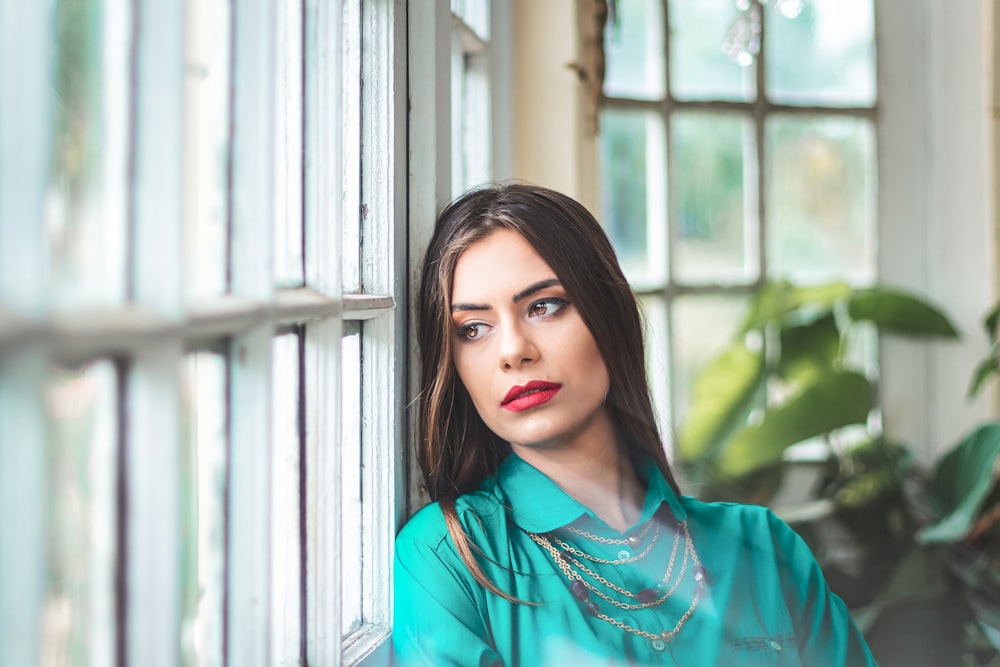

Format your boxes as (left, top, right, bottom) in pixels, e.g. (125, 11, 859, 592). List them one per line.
(492, 453, 687, 534)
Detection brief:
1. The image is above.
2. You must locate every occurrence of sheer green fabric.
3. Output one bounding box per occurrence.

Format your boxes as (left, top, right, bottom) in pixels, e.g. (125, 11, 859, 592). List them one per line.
(393, 454, 878, 666)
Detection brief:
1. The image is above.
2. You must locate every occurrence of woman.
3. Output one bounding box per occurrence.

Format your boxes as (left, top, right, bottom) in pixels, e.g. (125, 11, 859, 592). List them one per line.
(393, 183, 878, 666)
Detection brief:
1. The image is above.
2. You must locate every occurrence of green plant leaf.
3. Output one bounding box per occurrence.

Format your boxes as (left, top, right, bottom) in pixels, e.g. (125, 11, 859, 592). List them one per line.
(677, 341, 764, 467)
(968, 352, 1000, 399)
(714, 371, 873, 479)
(916, 423, 1000, 544)
(984, 301, 1000, 339)
(740, 281, 850, 333)
(847, 288, 960, 338)
(739, 281, 795, 333)
(778, 314, 841, 387)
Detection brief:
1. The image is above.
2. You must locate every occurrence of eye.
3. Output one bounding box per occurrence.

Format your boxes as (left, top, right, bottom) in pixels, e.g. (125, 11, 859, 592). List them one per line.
(529, 297, 570, 318)
(458, 322, 488, 340)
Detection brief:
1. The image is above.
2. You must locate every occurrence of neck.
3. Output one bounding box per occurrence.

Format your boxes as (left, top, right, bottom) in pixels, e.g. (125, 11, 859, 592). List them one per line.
(511, 420, 646, 532)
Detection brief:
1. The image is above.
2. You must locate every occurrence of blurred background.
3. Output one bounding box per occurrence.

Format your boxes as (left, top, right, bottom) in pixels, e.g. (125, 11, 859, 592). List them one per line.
(0, 0, 997, 665)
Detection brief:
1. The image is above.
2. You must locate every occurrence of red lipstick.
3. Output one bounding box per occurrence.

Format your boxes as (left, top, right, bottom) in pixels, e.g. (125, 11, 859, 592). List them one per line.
(501, 380, 562, 412)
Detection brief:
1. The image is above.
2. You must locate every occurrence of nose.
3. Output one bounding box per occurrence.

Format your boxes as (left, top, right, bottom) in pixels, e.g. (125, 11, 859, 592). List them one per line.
(498, 320, 539, 370)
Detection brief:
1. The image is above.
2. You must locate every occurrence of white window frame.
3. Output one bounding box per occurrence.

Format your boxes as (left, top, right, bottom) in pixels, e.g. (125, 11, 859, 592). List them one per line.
(595, 0, 998, 464)
(0, 1, 408, 666)
(406, 0, 507, 518)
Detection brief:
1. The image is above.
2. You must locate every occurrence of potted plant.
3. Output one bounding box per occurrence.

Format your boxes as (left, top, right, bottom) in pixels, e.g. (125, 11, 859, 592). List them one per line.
(676, 281, 1000, 665)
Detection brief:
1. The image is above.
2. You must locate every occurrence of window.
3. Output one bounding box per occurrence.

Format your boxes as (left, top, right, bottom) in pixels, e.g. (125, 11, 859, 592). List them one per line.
(0, 1, 405, 665)
(598, 0, 877, 450)
(450, 0, 494, 195)
(406, 0, 504, 518)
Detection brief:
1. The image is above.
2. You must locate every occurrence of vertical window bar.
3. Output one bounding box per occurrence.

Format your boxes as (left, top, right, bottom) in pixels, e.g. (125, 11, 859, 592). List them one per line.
(126, 1, 186, 662)
(304, 0, 344, 298)
(755, 5, 768, 282)
(227, 328, 274, 666)
(126, 345, 183, 666)
(405, 0, 452, 515)
(179, 351, 228, 667)
(304, 320, 342, 665)
(231, 0, 276, 303)
(0, 11, 52, 663)
(449, 27, 465, 196)
(303, 0, 343, 662)
(271, 331, 303, 663)
(337, 0, 361, 294)
(0, 352, 48, 666)
(0, 0, 52, 315)
(228, 0, 276, 665)
(274, 0, 305, 288)
(352, 0, 404, 659)
(183, 0, 231, 303)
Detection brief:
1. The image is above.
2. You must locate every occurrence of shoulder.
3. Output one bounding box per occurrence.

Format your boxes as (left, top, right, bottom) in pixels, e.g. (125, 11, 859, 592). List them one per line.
(396, 481, 506, 552)
(679, 495, 803, 553)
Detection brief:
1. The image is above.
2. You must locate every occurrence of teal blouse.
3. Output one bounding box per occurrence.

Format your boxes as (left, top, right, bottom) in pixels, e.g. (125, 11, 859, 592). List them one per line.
(393, 454, 878, 666)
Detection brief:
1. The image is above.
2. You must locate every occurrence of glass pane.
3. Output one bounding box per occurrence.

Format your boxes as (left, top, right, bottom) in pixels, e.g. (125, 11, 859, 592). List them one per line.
(639, 295, 672, 451)
(451, 0, 490, 40)
(765, 0, 875, 106)
(179, 351, 226, 667)
(453, 43, 492, 196)
(670, 0, 754, 101)
(341, 0, 362, 293)
(672, 112, 757, 283)
(604, 0, 665, 99)
(271, 333, 302, 659)
(341, 329, 362, 637)
(42, 360, 117, 666)
(48, 0, 129, 307)
(670, 295, 749, 431)
(274, 0, 305, 288)
(765, 115, 876, 284)
(598, 107, 667, 287)
(183, 0, 230, 302)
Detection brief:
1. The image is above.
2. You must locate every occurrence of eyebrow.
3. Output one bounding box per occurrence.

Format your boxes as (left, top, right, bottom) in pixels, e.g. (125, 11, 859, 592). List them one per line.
(450, 278, 562, 313)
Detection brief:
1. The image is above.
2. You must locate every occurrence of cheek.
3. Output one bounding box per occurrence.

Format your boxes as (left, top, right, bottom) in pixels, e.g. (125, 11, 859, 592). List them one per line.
(452, 346, 490, 402)
(570, 333, 611, 394)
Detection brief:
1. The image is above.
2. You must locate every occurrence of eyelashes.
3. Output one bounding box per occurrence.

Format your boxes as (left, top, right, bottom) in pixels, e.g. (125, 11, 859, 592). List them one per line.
(454, 297, 572, 342)
(529, 297, 569, 318)
(458, 322, 488, 341)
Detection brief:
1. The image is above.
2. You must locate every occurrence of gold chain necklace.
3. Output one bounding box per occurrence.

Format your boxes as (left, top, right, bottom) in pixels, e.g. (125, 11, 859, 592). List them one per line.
(526, 519, 708, 644)
(549, 521, 663, 565)
(565, 517, 654, 546)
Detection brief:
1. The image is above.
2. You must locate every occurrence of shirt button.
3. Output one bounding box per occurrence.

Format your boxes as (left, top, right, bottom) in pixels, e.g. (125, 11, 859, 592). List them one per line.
(769, 640, 783, 651)
(650, 639, 666, 652)
(617, 548, 632, 560)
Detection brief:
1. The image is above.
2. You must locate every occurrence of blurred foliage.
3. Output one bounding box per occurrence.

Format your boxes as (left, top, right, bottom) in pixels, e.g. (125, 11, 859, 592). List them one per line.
(676, 280, 1000, 665)
(969, 302, 1000, 399)
(678, 279, 959, 501)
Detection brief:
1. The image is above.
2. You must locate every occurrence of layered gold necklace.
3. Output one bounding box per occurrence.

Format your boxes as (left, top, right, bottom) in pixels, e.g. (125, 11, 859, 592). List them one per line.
(526, 511, 708, 646)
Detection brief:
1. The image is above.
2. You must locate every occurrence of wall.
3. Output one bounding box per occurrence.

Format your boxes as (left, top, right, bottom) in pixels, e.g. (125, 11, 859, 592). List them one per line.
(511, 0, 598, 213)
(878, 0, 998, 463)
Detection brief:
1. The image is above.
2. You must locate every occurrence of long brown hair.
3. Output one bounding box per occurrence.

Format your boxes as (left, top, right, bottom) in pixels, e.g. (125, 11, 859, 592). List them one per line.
(416, 182, 680, 599)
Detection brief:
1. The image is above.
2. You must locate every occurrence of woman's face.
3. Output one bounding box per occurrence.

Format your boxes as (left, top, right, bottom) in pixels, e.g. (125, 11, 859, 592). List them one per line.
(449, 229, 613, 452)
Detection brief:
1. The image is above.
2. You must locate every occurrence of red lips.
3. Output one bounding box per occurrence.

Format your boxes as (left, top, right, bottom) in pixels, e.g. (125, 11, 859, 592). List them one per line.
(501, 380, 562, 412)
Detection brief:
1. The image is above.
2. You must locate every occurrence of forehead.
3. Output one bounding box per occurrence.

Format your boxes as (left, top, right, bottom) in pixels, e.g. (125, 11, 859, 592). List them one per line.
(451, 229, 556, 298)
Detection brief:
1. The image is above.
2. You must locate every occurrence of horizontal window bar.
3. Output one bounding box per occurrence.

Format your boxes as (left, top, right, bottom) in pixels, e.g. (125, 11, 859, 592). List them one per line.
(0, 289, 393, 360)
(452, 14, 488, 53)
(343, 293, 395, 320)
(343, 623, 392, 666)
(601, 95, 878, 117)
